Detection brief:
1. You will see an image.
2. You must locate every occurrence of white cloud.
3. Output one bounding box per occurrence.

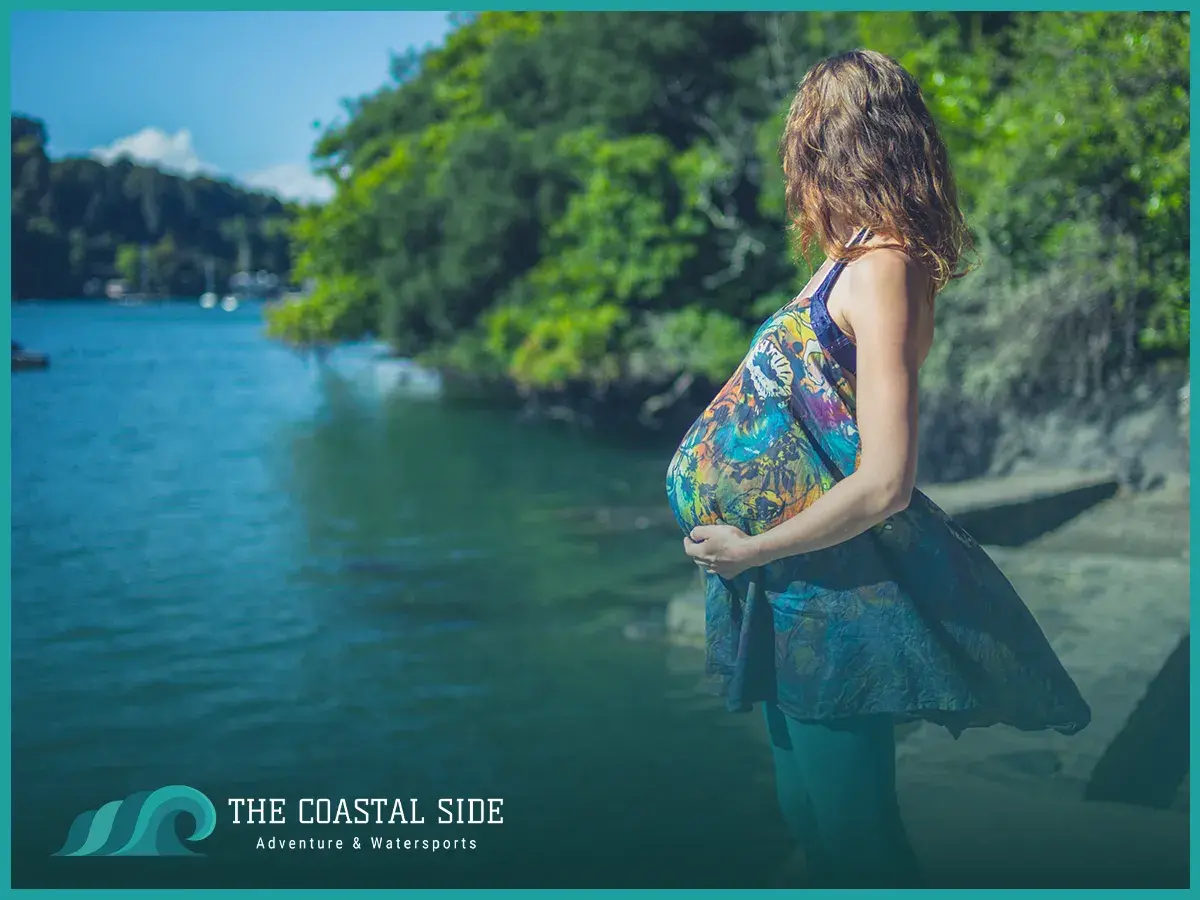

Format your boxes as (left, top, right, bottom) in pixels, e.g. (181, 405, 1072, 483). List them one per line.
(91, 127, 216, 177)
(242, 162, 334, 204)
(91, 127, 332, 204)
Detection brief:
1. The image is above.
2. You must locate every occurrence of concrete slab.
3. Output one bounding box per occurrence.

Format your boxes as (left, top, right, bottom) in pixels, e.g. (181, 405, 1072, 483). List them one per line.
(1025, 476, 1189, 559)
(920, 469, 1121, 513)
(921, 469, 1121, 546)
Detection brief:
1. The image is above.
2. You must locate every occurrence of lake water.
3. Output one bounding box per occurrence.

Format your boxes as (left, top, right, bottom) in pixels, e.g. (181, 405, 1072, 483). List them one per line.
(10, 302, 788, 888)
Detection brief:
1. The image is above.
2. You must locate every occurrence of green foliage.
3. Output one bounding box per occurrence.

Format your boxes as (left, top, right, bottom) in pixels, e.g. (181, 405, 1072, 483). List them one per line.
(272, 11, 1190, 411)
(973, 13, 1190, 353)
(263, 277, 372, 348)
(629, 308, 753, 385)
(10, 115, 298, 300)
(477, 130, 714, 388)
(114, 244, 140, 286)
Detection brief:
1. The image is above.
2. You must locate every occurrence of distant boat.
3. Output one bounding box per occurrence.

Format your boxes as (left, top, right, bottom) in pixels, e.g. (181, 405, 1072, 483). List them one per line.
(220, 295, 239, 312)
(199, 258, 218, 308)
(12, 341, 49, 371)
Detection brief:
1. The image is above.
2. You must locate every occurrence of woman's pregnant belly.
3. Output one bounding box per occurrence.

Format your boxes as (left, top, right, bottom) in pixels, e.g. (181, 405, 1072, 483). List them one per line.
(665, 383, 825, 537)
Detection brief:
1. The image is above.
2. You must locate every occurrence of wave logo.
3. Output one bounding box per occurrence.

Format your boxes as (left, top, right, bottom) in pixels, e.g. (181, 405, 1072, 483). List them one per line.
(53, 785, 217, 857)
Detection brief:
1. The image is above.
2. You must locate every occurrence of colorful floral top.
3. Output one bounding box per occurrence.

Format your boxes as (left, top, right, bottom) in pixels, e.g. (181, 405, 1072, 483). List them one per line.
(665, 247, 1091, 735)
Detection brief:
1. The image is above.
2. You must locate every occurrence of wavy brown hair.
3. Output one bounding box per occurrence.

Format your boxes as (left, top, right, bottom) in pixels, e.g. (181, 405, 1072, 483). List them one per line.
(781, 49, 972, 295)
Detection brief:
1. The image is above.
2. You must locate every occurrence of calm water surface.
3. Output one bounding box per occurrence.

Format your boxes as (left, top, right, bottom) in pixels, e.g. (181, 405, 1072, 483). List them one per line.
(11, 302, 786, 888)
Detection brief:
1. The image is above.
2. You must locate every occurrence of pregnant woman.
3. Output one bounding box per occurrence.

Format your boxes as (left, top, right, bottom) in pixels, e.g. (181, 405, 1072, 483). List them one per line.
(665, 49, 1091, 887)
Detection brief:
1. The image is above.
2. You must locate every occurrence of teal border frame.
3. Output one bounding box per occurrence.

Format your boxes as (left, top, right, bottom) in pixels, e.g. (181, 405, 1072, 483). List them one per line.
(3, 2, 1196, 10)
(2, 4, 1193, 895)
(3, 3, 13, 893)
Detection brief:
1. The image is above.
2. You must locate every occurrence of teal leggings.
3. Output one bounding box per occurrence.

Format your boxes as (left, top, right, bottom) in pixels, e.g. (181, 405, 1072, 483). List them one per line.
(763, 702, 924, 887)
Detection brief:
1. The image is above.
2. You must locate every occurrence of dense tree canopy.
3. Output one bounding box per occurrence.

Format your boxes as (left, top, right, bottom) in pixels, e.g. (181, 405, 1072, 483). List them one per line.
(263, 13, 1187, 412)
(11, 115, 296, 300)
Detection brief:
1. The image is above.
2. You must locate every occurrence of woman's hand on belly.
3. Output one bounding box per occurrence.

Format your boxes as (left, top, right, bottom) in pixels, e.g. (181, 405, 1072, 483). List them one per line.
(683, 523, 763, 579)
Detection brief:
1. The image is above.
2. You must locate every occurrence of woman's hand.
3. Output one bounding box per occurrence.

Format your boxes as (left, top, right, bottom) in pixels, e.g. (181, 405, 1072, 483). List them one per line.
(683, 524, 761, 579)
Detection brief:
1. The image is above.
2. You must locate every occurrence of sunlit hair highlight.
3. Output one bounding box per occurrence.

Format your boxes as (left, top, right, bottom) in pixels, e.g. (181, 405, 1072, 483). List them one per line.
(781, 48, 972, 294)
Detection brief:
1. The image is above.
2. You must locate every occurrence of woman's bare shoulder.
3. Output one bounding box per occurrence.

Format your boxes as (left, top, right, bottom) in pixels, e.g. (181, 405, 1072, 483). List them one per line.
(847, 244, 923, 283)
(842, 245, 931, 316)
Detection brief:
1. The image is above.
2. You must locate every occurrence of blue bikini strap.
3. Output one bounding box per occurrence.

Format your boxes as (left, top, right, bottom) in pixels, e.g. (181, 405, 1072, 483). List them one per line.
(812, 226, 871, 301)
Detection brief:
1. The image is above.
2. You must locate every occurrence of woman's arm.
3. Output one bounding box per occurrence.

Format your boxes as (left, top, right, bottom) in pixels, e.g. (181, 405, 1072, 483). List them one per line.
(684, 249, 928, 577)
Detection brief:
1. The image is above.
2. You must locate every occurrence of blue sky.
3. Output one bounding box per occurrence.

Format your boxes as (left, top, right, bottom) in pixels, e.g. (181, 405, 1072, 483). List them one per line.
(11, 11, 455, 202)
